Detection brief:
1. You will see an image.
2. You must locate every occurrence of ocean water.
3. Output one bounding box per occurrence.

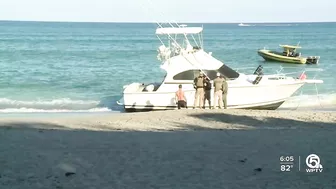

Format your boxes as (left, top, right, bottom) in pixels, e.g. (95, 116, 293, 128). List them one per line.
(0, 21, 335, 113)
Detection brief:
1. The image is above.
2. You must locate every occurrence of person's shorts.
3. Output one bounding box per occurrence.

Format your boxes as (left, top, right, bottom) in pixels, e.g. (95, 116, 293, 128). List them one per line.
(177, 100, 187, 108)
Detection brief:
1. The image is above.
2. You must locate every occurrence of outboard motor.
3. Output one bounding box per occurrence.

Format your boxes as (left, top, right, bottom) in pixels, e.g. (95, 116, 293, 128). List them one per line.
(253, 65, 263, 75)
(253, 65, 263, 85)
(306, 56, 320, 64)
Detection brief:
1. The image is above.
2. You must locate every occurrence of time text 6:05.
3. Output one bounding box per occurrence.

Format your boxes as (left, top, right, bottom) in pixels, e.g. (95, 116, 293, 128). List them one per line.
(280, 156, 294, 162)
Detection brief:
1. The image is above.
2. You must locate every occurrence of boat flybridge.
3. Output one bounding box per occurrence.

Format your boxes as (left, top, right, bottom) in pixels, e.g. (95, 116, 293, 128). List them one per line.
(117, 24, 323, 112)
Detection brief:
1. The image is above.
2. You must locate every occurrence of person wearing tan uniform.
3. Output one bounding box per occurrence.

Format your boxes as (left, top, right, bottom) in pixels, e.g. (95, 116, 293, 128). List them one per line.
(213, 73, 224, 109)
(221, 76, 228, 109)
(193, 72, 205, 109)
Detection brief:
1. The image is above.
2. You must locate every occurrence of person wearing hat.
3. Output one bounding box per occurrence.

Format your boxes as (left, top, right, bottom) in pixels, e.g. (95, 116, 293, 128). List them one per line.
(193, 71, 205, 109)
(213, 72, 224, 109)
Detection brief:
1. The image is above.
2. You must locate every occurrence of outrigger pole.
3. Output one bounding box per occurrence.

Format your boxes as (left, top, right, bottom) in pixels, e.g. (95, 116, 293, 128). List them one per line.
(141, 0, 211, 79)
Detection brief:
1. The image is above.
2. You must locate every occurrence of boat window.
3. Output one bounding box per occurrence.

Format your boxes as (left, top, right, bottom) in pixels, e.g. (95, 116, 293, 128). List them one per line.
(173, 65, 239, 81)
(217, 64, 240, 80)
(173, 70, 196, 80)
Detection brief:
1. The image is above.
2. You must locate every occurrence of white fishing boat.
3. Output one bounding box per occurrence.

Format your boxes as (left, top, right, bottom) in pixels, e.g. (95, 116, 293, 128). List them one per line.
(117, 23, 323, 112)
(238, 23, 250, 27)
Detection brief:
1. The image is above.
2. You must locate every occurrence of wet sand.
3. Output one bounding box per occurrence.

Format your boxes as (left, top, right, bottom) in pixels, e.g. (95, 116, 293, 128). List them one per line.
(0, 109, 335, 189)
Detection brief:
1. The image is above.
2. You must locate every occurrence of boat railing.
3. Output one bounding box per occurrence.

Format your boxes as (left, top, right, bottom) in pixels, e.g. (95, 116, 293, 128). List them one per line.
(274, 66, 324, 79)
(234, 65, 324, 79)
(234, 65, 286, 75)
(233, 66, 259, 72)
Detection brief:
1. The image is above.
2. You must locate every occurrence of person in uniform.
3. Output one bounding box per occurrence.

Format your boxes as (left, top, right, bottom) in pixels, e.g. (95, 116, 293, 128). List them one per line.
(193, 72, 205, 109)
(203, 76, 211, 109)
(213, 73, 224, 109)
(221, 76, 228, 109)
(175, 84, 187, 109)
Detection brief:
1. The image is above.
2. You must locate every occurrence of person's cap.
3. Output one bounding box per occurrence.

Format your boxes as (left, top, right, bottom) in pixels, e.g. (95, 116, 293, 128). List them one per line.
(216, 73, 221, 77)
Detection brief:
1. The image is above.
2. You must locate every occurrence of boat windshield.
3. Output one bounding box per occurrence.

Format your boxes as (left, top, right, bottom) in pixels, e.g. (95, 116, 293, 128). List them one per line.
(203, 64, 240, 80)
(217, 64, 240, 79)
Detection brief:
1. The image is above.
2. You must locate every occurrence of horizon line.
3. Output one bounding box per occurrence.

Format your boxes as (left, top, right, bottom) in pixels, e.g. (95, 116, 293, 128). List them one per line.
(0, 19, 335, 24)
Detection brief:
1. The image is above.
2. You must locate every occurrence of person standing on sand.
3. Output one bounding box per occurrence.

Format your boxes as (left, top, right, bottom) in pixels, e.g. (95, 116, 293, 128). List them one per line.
(193, 72, 205, 109)
(213, 73, 224, 109)
(203, 76, 212, 109)
(221, 76, 228, 109)
(175, 84, 187, 109)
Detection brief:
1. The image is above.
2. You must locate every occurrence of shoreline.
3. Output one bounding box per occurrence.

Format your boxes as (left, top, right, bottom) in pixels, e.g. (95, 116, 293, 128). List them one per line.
(0, 104, 335, 119)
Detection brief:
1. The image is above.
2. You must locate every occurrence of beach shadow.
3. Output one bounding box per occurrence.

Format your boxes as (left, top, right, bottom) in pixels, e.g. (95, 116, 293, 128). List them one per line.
(0, 115, 335, 189)
(179, 112, 336, 130)
(0, 121, 67, 130)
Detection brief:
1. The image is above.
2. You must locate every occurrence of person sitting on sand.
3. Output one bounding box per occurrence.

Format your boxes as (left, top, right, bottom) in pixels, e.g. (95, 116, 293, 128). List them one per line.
(175, 84, 187, 109)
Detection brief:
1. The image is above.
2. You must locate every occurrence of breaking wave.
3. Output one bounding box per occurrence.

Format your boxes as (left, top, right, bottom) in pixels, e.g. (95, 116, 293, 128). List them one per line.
(0, 98, 113, 113)
(0, 108, 111, 113)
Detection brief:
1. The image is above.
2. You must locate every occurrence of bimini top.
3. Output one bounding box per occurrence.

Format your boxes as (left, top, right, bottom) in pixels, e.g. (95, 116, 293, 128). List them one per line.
(279, 44, 302, 49)
(155, 27, 203, 35)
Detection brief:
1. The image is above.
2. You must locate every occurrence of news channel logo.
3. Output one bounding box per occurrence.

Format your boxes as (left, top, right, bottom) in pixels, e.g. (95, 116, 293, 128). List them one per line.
(305, 154, 323, 173)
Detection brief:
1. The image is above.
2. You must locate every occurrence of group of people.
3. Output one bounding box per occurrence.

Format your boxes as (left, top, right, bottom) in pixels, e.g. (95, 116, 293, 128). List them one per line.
(175, 71, 228, 109)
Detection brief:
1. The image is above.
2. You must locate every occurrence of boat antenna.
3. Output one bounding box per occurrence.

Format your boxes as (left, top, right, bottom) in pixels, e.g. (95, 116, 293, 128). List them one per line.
(145, 0, 199, 47)
(140, 0, 210, 78)
(138, 1, 182, 48)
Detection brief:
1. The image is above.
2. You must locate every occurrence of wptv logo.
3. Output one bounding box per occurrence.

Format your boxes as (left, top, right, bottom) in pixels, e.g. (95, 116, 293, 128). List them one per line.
(305, 154, 323, 173)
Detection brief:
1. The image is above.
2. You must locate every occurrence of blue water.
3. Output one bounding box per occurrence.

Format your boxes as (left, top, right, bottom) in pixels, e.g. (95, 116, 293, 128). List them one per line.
(0, 21, 335, 113)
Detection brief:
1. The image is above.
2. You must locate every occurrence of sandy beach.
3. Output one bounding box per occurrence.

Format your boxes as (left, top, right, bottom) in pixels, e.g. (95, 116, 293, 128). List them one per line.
(0, 109, 336, 189)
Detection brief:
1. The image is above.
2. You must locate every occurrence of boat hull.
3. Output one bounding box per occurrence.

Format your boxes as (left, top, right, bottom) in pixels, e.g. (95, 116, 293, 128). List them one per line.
(123, 100, 285, 112)
(121, 81, 305, 112)
(258, 50, 306, 64)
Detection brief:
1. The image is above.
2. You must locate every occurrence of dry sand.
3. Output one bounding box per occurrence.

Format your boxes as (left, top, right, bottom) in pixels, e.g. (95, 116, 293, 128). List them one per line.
(0, 109, 335, 189)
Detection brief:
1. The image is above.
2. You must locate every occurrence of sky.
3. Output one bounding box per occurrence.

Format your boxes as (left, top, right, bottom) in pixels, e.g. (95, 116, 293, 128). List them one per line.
(0, 0, 335, 23)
